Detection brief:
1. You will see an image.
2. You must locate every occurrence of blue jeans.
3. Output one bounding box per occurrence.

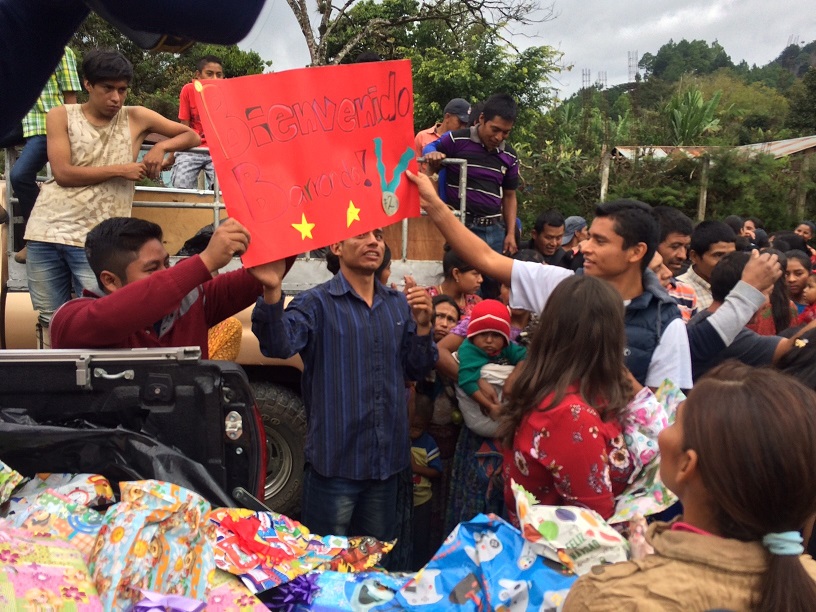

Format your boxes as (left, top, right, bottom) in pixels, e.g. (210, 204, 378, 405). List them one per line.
(301, 466, 399, 541)
(26, 241, 101, 327)
(9, 134, 48, 220)
(467, 220, 506, 299)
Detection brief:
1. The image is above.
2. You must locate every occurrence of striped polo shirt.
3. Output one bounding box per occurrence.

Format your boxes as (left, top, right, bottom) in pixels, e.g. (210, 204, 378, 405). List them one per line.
(433, 126, 520, 216)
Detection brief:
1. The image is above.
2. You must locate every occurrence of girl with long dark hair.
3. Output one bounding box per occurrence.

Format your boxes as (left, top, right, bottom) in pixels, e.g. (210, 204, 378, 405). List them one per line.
(499, 275, 635, 522)
(564, 362, 816, 611)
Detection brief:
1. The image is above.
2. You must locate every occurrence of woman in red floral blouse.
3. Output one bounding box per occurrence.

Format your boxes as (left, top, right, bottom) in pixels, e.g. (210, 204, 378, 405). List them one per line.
(499, 275, 635, 523)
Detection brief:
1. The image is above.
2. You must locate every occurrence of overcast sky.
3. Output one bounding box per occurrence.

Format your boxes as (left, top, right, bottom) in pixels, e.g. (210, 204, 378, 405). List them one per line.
(239, 0, 816, 100)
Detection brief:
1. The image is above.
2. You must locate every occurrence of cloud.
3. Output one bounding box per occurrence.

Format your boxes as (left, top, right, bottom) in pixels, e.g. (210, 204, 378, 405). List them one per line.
(239, 0, 816, 98)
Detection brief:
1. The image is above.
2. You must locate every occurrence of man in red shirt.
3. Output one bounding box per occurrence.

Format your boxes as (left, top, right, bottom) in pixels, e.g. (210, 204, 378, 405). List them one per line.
(50, 217, 279, 357)
(170, 55, 224, 189)
(414, 97, 471, 159)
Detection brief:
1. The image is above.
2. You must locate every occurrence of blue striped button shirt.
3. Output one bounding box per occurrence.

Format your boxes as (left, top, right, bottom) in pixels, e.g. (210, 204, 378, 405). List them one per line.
(252, 272, 438, 480)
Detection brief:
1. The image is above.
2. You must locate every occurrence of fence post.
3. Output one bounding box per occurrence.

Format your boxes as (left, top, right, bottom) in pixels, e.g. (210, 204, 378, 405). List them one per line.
(796, 153, 813, 221)
(697, 155, 710, 222)
(599, 146, 611, 202)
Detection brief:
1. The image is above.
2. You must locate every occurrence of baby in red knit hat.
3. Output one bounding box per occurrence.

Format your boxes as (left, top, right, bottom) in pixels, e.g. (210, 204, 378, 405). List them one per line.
(457, 299, 528, 419)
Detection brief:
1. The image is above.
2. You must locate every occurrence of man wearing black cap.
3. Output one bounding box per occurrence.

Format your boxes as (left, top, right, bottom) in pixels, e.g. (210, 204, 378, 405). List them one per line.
(414, 97, 471, 158)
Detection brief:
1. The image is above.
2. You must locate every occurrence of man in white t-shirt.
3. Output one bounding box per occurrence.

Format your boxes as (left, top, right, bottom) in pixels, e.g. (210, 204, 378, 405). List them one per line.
(407, 170, 693, 389)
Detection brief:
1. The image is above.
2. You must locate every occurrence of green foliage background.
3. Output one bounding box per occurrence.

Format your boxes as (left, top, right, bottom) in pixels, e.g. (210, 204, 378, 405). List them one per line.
(51, 13, 816, 232)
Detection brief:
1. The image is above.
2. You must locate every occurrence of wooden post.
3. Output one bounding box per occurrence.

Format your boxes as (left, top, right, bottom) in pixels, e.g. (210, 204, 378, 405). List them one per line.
(599, 146, 611, 202)
(697, 155, 709, 222)
(795, 153, 813, 221)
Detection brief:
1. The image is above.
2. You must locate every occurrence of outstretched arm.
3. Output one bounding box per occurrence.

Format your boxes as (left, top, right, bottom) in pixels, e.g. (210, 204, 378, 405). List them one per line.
(130, 106, 200, 178)
(406, 169, 514, 286)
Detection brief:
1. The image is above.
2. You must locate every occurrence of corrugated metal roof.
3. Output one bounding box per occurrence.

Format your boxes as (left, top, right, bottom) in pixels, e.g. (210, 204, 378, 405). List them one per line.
(737, 135, 816, 159)
(611, 146, 721, 160)
(613, 135, 816, 161)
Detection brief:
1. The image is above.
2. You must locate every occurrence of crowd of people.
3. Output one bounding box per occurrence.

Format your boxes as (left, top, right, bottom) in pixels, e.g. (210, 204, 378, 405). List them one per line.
(8, 45, 816, 607)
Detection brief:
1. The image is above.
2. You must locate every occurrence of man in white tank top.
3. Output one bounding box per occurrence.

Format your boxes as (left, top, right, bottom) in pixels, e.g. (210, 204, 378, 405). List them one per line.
(24, 49, 200, 346)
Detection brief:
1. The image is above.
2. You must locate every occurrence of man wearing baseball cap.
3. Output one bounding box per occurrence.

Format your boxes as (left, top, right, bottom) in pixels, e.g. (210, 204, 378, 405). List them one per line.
(414, 97, 471, 158)
(562, 216, 588, 250)
(562, 215, 588, 270)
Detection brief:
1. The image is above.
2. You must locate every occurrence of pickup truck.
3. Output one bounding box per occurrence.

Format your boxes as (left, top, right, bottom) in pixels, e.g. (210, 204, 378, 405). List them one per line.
(1, 145, 450, 514)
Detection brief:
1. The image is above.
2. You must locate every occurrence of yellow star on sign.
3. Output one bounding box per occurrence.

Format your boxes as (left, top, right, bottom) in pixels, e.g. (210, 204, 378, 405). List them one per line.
(346, 200, 361, 227)
(292, 213, 315, 240)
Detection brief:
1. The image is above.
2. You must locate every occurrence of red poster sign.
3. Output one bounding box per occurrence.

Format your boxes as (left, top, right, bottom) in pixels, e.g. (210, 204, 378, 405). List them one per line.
(194, 60, 419, 267)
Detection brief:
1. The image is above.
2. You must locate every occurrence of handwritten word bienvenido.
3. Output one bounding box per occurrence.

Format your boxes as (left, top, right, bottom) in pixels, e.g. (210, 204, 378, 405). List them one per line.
(235, 71, 409, 151)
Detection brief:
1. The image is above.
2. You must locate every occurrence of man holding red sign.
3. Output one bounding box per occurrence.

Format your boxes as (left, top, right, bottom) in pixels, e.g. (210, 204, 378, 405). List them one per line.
(251, 231, 437, 542)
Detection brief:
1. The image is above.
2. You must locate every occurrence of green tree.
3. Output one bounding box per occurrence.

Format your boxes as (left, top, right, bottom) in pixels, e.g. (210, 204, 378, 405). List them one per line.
(639, 39, 733, 82)
(787, 67, 816, 134)
(288, 0, 554, 66)
(691, 70, 790, 144)
(665, 88, 722, 145)
(69, 12, 269, 118)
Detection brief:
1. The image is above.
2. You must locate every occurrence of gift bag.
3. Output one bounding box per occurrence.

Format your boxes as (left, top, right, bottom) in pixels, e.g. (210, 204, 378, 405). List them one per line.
(395, 513, 576, 610)
(512, 483, 629, 576)
(0, 518, 103, 611)
(89, 480, 216, 611)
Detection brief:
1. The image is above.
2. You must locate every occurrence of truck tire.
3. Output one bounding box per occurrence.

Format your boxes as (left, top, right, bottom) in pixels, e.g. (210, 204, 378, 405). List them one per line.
(251, 382, 306, 517)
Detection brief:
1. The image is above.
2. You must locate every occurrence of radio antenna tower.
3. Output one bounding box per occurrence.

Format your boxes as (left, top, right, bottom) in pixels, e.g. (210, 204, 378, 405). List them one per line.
(582, 68, 591, 89)
(596, 71, 607, 89)
(787, 34, 800, 47)
(628, 50, 639, 81)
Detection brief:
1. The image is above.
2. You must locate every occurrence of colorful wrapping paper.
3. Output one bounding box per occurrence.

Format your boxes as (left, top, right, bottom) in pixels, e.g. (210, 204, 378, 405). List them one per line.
(0, 460, 23, 506)
(209, 508, 392, 594)
(206, 569, 269, 611)
(308, 570, 411, 611)
(512, 483, 629, 576)
(3, 472, 115, 518)
(89, 480, 215, 611)
(209, 507, 346, 593)
(610, 380, 686, 524)
(394, 513, 576, 610)
(0, 518, 103, 611)
(129, 589, 206, 611)
(9, 489, 105, 565)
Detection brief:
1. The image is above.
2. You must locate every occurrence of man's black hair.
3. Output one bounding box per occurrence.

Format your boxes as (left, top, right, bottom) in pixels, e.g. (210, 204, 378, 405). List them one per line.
(482, 93, 517, 123)
(722, 215, 744, 235)
(651, 206, 693, 243)
(786, 249, 813, 273)
(82, 49, 134, 85)
(85, 217, 163, 287)
(774, 231, 808, 253)
(468, 102, 484, 127)
(196, 55, 223, 72)
(432, 294, 461, 319)
(710, 251, 750, 303)
(594, 199, 658, 271)
(746, 216, 764, 229)
(533, 210, 565, 233)
(513, 248, 546, 264)
(376, 244, 392, 281)
(689, 221, 736, 257)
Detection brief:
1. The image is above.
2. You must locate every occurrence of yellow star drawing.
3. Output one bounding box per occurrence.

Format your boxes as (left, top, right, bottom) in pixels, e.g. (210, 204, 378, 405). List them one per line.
(346, 200, 361, 227)
(292, 213, 315, 240)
